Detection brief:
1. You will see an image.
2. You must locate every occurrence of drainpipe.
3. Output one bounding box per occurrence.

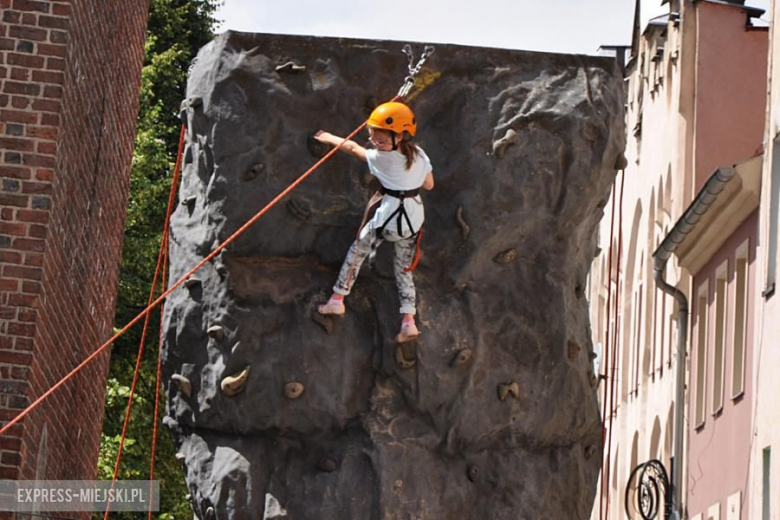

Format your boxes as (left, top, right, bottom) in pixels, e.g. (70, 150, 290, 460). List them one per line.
(652, 166, 736, 520)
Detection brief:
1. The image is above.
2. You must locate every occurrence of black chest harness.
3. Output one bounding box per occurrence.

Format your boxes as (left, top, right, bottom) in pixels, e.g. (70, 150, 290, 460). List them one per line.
(377, 186, 421, 238)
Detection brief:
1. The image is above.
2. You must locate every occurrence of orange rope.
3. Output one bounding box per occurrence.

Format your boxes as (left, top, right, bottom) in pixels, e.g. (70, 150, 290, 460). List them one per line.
(0, 99, 390, 439)
(103, 125, 185, 519)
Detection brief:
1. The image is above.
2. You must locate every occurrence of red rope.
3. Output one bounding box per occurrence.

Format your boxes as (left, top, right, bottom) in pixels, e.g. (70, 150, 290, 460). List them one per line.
(598, 178, 617, 520)
(603, 169, 625, 519)
(103, 125, 185, 519)
(0, 101, 387, 439)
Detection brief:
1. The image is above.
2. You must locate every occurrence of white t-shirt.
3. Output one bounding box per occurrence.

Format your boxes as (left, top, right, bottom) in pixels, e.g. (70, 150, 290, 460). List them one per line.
(365, 147, 432, 239)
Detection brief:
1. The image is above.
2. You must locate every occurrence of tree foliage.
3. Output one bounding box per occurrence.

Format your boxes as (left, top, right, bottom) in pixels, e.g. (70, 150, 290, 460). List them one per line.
(98, 1, 220, 518)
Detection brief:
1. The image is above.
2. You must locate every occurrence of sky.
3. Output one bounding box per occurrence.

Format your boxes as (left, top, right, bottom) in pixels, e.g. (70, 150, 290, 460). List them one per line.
(214, 0, 772, 56)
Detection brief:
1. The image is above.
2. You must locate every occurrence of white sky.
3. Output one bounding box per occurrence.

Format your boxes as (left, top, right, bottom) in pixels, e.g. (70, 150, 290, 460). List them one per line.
(215, 0, 772, 55)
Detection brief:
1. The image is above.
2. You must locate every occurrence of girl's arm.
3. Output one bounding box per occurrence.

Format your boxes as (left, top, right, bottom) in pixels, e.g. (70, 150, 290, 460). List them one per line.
(314, 130, 367, 162)
(422, 171, 434, 190)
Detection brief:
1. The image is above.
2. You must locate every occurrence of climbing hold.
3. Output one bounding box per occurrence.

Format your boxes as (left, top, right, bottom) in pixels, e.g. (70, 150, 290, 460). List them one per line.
(175, 452, 186, 462)
(575, 284, 585, 299)
(284, 382, 305, 400)
(311, 310, 333, 334)
(317, 458, 337, 473)
(615, 153, 628, 170)
(307, 133, 330, 158)
(584, 445, 597, 459)
(452, 348, 473, 367)
(597, 198, 608, 209)
(492, 128, 520, 159)
(184, 276, 201, 289)
(567, 341, 581, 360)
(276, 61, 306, 73)
(467, 465, 479, 483)
(221, 366, 250, 397)
(243, 163, 264, 181)
(205, 506, 215, 520)
(395, 344, 417, 369)
(207, 325, 224, 342)
(456, 206, 471, 240)
(171, 374, 192, 398)
(594, 247, 602, 257)
(178, 100, 188, 122)
(589, 373, 600, 389)
(286, 198, 311, 221)
(188, 96, 203, 108)
(183, 195, 197, 207)
(498, 381, 520, 401)
(493, 249, 517, 264)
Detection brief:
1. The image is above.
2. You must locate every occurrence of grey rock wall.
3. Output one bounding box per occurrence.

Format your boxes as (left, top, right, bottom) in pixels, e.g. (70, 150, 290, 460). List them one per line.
(163, 31, 625, 520)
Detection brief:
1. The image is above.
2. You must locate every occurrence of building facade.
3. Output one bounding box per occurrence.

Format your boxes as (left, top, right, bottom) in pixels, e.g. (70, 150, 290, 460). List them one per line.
(0, 0, 148, 484)
(588, 1, 768, 518)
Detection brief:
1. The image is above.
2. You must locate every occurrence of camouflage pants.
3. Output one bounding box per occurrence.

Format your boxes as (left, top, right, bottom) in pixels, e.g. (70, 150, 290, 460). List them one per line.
(332, 224, 418, 315)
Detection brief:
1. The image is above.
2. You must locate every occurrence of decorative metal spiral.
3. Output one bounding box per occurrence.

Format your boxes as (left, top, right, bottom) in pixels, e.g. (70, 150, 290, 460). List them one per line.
(625, 459, 671, 520)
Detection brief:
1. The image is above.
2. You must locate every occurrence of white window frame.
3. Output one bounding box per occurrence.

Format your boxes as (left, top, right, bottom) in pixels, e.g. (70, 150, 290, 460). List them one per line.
(695, 281, 709, 429)
(732, 239, 749, 400)
(712, 261, 728, 416)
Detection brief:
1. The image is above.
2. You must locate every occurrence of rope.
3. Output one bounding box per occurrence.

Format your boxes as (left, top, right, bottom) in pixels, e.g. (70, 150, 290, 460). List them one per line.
(103, 125, 185, 519)
(0, 100, 381, 439)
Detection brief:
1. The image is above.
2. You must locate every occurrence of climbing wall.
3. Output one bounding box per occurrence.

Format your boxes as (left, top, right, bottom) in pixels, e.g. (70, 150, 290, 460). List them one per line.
(163, 31, 626, 520)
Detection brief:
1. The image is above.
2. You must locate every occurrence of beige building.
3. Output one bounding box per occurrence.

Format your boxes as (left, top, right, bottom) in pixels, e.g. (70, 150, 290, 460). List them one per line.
(588, 1, 768, 518)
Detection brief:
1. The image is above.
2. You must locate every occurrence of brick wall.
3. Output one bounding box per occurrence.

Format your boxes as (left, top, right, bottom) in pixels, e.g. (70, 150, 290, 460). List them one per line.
(0, 0, 149, 485)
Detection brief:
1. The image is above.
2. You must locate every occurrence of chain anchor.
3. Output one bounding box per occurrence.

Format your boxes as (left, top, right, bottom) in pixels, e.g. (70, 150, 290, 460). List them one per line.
(397, 44, 436, 98)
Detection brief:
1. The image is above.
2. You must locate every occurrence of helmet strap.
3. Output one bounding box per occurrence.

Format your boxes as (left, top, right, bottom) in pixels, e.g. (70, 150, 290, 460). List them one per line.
(391, 133, 398, 151)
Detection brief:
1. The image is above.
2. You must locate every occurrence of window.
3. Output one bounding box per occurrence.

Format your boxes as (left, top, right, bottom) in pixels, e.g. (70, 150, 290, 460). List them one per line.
(726, 491, 741, 520)
(707, 502, 720, 520)
(695, 282, 709, 428)
(712, 262, 728, 415)
(732, 240, 749, 398)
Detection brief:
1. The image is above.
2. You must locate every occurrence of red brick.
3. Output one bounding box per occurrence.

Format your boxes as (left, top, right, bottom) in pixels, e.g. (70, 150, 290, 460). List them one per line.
(0, 438, 21, 452)
(11, 0, 48, 13)
(0, 336, 12, 350)
(26, 126, 57, 140)
(16, 310, 34, 323)
(0, 251, 22, 264)
(2, 265, 42, 280)
(36, 43, 65, 58)
(10, 367, 28, 380)
(2, 11, 20, 24)
(20, 12, 35, 25)
(7, 293, 35, 307)
(0, 138, 33, 152)
(36, 141, 56, 154)
(45, 57, 64, 70)
(0, 67, 6, 79)
(51, 4, 69, 16)
(7, 53, 44, 69)
(39, 113, 57, 126)
(0, 279, 18, 292)
(20, 281, 39, 294)
(23, 251, 42, 264)
(0, 209, 11, 220)
(31, 98, 59, 112)
(22, 154, 55, 168)
(0, 466, 20, 479)
(0, 166, 31, 179)
(1, 451, 21, 467)
(2, 81, 39, 96)
(20, 182, 51, 195)
(0, 110, 35, 125)
(9, 96, 31, 110)
(9, 68, 28, 81)
(10, 238, 43, 252)
(34, 168, 54, 181)
(0, 194, 28, 207)
(8, 26, 46, 42)
(16, 210, 47, 223)
(0, 223, 26, 237)
(6, 323, 34, 337)
(38, 15, 67, 30)
(0, 95, 8, 108)
(0, 351, 32, 365)
(42, 85, 62, 99)
(31, 70, 63, 84)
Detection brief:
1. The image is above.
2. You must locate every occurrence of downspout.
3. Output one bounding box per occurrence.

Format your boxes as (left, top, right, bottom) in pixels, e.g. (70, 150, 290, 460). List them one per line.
(652, 166, 736, 520)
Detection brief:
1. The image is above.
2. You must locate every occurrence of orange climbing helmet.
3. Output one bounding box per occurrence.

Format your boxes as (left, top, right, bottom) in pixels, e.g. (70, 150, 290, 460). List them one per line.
(367, 102, 416, 137)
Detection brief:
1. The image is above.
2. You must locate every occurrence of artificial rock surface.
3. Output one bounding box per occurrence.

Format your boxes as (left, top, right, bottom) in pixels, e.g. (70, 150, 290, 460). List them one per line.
(163, 31, 625, 520)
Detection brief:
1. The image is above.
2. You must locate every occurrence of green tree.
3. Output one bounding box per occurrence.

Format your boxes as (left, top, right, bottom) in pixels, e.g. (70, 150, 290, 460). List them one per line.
(98, 1, 220, 518)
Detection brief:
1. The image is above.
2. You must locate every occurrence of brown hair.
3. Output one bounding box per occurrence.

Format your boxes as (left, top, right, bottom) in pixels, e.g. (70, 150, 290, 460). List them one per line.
(397, 133, 419, 170)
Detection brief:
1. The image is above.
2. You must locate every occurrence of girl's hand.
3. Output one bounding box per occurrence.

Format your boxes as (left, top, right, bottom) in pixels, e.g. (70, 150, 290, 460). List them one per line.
(314, 130, 332, 143)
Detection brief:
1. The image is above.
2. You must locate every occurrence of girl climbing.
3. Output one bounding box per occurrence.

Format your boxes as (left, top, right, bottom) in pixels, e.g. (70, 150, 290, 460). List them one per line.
(315, 101, 435, 343)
